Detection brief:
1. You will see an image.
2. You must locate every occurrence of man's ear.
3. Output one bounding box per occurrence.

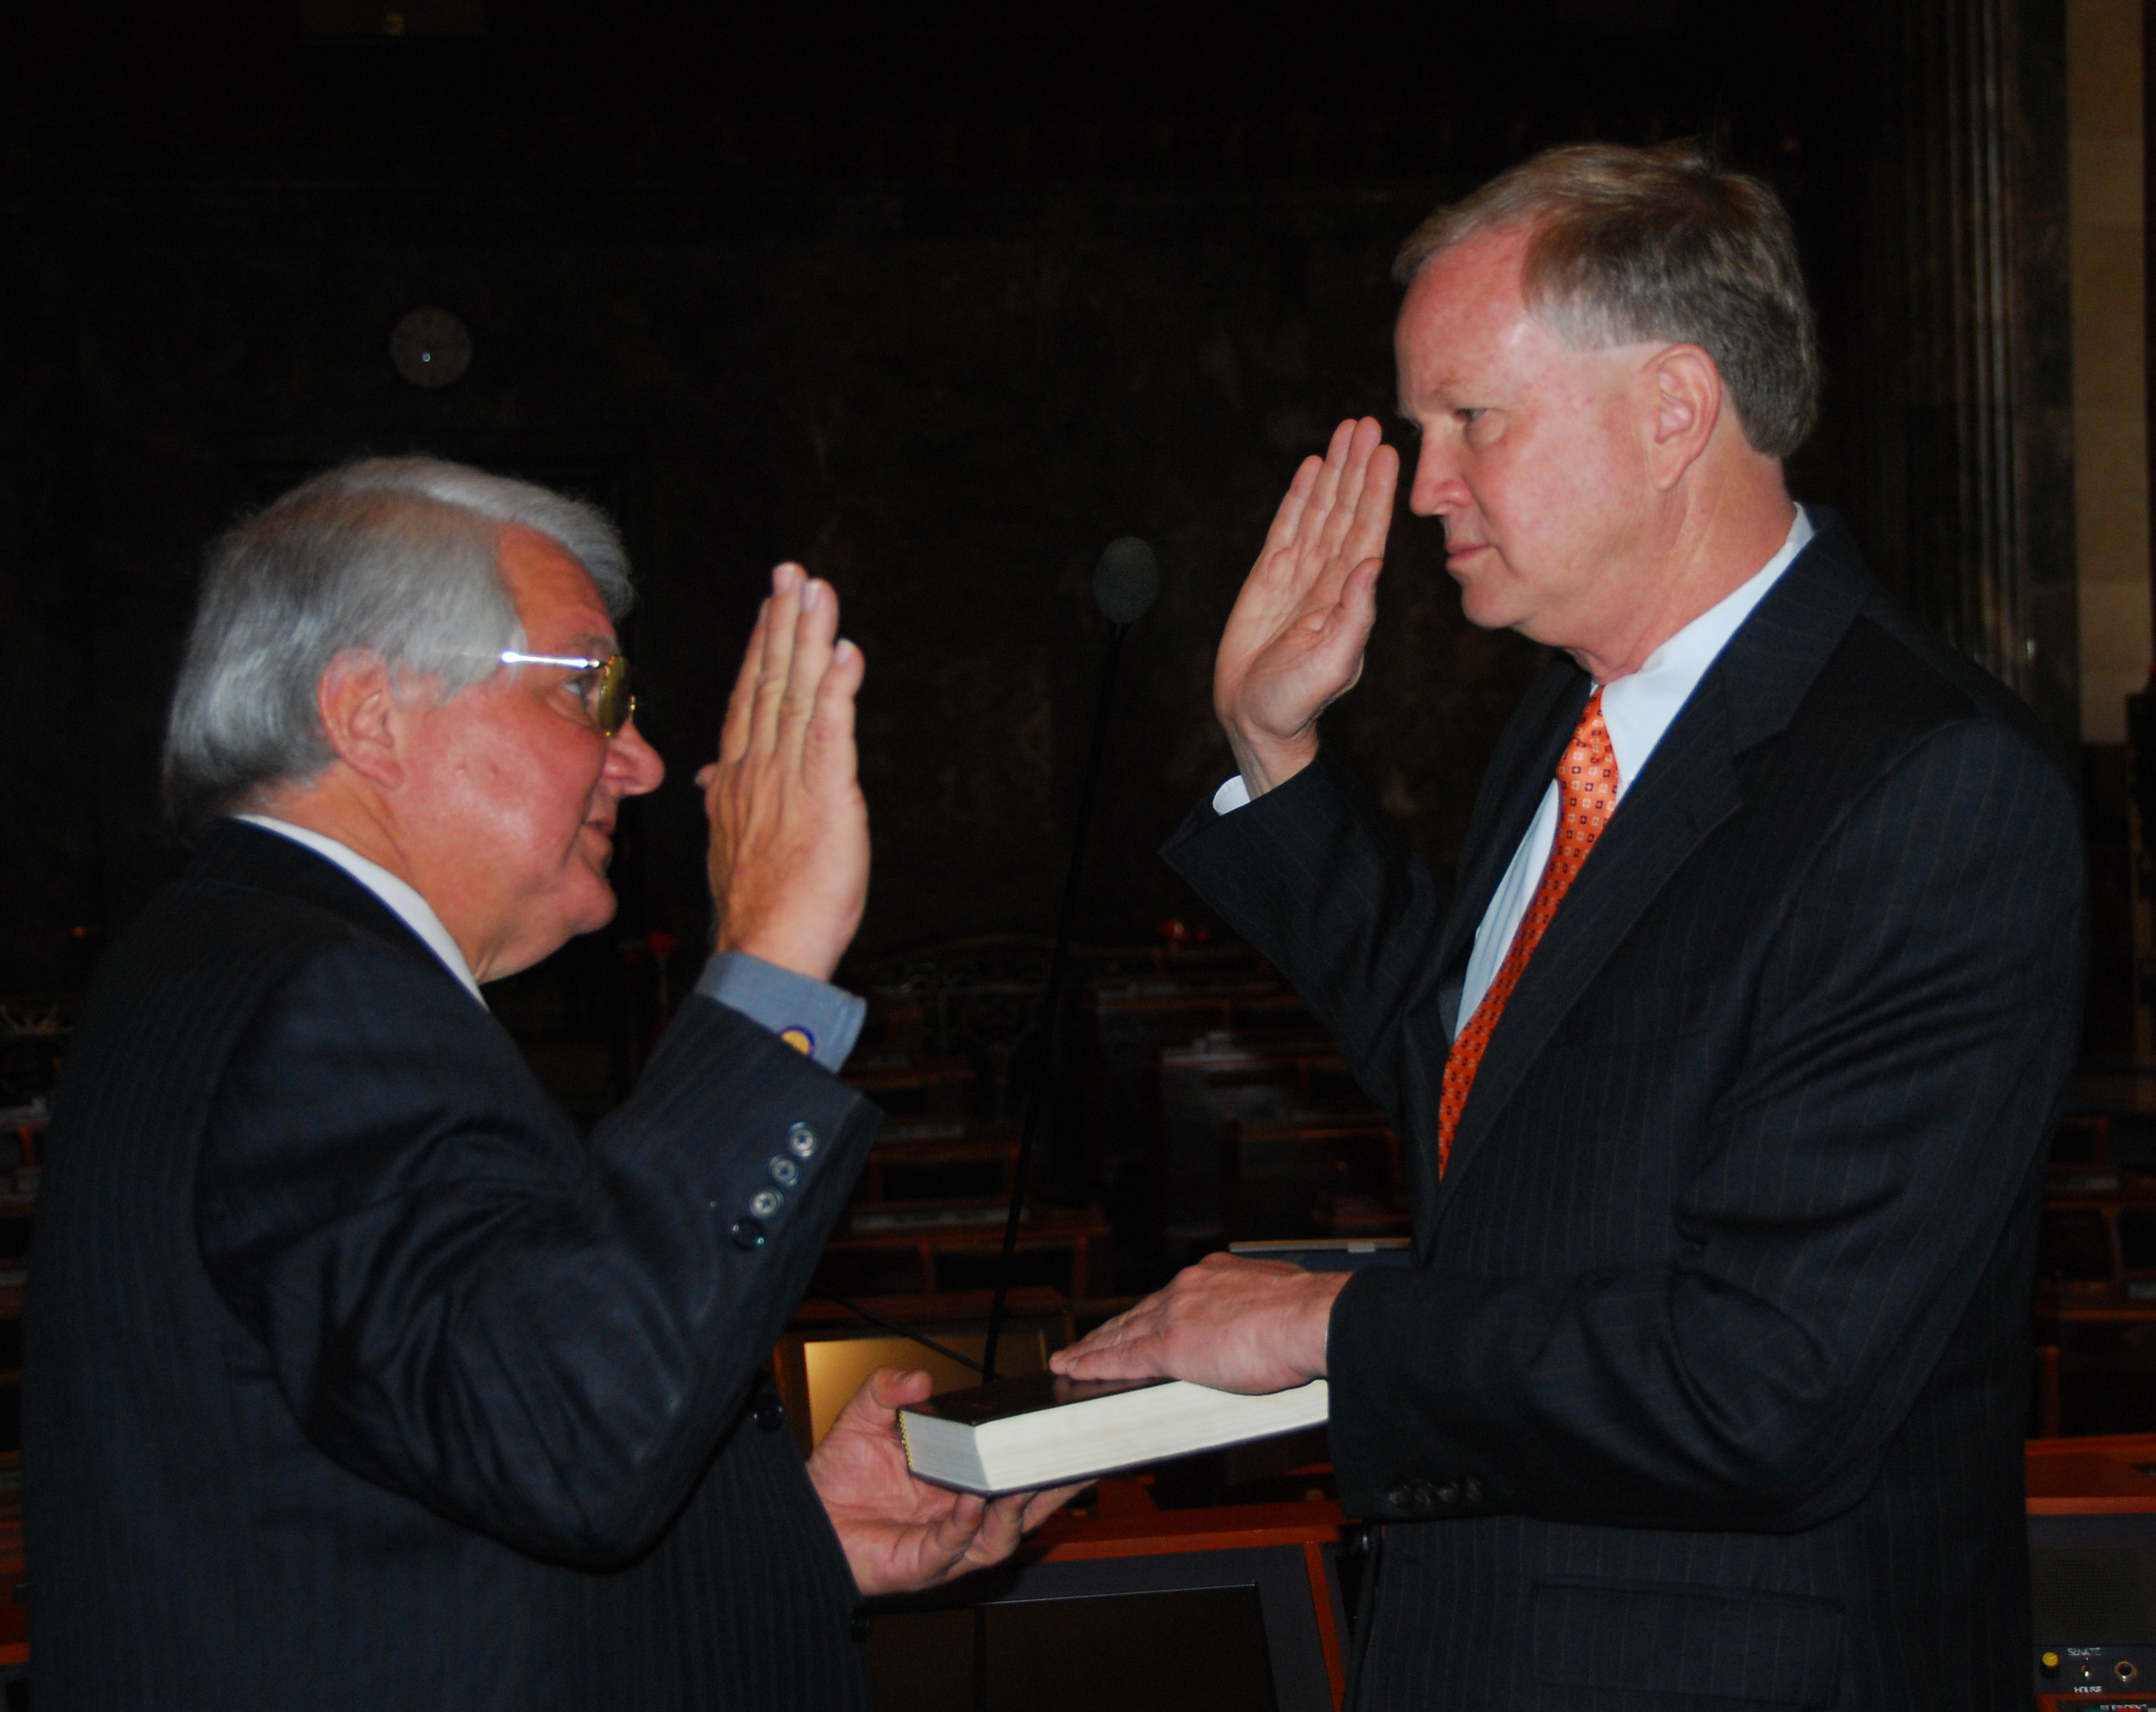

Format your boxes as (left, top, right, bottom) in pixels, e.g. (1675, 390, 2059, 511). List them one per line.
(315, 650, 409, 791)
(1644, 344, 1722, 491)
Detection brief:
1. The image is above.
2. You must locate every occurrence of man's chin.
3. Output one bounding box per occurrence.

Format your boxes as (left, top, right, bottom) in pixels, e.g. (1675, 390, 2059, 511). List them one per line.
(549, 866, 621, 949)
(483, 885, 619, 983)
(572, 882, 619, 937)
(1454, 581, 1525, 633)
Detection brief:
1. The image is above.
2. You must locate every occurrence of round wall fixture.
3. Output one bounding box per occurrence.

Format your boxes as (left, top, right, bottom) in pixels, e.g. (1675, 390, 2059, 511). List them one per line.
(389, 307, 472, 389)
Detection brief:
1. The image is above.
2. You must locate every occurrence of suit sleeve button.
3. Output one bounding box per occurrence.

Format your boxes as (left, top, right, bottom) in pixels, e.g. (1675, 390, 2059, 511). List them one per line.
(1463, 1477, 1485, 1504)
(769, 1156, 800, 1188)
(729, 1217, 767, 1250)
(749, 1188, 784, 1218)
(1435, 1482, 1461, 1507)
(787, 1123, 819, 1160)
(850, 1609, 873, 1643)
(753, 1392, 788, 1432)
(1385, 1484, 1414, 1509)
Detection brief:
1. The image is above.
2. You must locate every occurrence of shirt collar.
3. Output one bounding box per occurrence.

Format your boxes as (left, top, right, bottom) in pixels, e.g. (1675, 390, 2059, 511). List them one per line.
(235, 815, 486, 1005)
(1598, 504, 1814, 798)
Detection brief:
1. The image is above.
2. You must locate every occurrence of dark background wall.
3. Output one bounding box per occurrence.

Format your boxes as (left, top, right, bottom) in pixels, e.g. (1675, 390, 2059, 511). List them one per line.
(0, 1, 2076, 1021)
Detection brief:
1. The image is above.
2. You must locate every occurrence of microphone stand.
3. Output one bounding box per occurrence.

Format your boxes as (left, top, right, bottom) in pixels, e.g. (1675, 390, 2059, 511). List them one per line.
(980, 620, 1129, 1382)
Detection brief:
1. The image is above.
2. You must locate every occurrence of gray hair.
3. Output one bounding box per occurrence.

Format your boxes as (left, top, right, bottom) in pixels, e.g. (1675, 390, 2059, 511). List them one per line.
(162, 456, 634, 834)
(1393, 141, 1819, 460)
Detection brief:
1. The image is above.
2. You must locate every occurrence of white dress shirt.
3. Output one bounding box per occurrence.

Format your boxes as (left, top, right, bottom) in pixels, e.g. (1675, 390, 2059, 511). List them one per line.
(1210, 506, 1814, 1034)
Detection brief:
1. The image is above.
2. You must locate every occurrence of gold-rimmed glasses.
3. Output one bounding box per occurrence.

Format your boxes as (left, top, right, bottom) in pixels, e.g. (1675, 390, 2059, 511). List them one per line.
(497, 650, 636, 737)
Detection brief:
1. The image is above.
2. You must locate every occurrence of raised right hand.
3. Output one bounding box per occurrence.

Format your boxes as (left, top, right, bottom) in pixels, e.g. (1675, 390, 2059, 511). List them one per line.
(1214, 417, 1398, 795)
(697, 563, 869, 983)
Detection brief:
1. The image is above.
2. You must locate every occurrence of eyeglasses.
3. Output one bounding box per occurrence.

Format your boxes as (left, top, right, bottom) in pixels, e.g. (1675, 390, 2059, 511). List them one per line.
(497, 650, 636, 737)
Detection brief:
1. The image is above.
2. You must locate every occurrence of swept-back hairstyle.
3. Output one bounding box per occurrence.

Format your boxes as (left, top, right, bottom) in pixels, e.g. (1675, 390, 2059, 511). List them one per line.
(162, 457, 633, 835)
(1393, 141, 1819, 459)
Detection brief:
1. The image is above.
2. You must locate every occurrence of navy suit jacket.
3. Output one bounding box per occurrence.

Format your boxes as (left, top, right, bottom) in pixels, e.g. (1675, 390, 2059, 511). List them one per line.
(1165, 516, 2083, 1711)
(27, 822, 881, 1709)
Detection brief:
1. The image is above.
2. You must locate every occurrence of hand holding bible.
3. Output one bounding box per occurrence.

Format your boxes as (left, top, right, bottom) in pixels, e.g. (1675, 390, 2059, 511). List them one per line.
(807, 1367, 1081, 1596)
(1048, 1252, 1349, 1393)
(1213, 416, 1398, 795)
(699, 563, 870, 982)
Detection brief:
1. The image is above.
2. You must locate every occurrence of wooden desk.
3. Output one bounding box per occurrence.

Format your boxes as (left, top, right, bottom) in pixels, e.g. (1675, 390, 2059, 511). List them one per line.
(815, 1203, 1113, 1298)
(773, 1288, 1072, 1453)
(2028, 1432, 2156, 1513)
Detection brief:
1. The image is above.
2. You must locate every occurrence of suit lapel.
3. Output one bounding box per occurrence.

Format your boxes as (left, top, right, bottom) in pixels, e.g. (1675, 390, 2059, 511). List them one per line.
(1430, 513, 1876, 1210)
(190, 820, 473, 995)
(1434, 680, 1743, 1199)
(1433, 661, 1592, 983)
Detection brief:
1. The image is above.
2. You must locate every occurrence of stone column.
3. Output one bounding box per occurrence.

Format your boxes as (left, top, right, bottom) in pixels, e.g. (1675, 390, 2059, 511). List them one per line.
(1854, 0, 2078, 737)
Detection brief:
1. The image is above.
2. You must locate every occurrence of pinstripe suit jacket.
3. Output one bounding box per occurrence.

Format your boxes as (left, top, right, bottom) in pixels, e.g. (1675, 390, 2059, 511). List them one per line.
(26, 822, 880, 1710)
(1165, 514, 2084, 1711)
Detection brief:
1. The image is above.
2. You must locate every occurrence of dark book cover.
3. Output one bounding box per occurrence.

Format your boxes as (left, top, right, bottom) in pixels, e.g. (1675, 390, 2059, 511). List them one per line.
(1226, 1238, 1415, 1273)
(907, 1370, 1169, 1428)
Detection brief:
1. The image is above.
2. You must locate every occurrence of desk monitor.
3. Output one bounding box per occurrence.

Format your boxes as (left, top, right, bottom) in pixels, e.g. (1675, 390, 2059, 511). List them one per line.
(865, 1542, 1347, 1712)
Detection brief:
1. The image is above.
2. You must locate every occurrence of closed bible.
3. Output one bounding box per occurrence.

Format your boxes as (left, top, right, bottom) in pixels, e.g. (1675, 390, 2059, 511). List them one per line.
(898, 1371, 1330, 1496)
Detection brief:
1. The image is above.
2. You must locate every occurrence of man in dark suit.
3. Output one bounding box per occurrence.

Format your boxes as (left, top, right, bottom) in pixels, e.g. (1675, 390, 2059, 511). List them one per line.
(1057, 143, 2083, 1706)
(28, 459, 1068, 1709)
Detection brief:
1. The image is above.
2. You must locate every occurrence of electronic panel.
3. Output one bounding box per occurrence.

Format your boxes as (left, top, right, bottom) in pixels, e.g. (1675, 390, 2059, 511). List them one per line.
(2030, 1492, 2156, 1696)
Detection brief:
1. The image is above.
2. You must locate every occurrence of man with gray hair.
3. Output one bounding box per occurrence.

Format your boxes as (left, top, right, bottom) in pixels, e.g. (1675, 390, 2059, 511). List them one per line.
(27, 458, 1070, 1709)
(1057, 142, 2082, 1706)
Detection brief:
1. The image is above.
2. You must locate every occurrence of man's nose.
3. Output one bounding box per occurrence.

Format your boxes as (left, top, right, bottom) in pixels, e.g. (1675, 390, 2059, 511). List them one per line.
(605, 718, 665, 796)
(1409, 437, 1467, 516)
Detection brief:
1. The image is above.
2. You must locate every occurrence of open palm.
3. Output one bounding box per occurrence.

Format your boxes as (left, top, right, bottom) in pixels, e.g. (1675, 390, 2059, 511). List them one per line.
(1216, 416, 1399, 793)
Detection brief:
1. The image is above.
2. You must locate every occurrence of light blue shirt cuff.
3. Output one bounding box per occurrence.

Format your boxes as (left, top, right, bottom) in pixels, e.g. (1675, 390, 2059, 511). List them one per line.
(1212, 775, 1252, 815)
(696, 951, 866, 1073)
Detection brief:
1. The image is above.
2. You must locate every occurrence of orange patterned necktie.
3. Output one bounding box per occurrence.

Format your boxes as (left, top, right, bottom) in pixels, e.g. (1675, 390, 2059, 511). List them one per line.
(1437, 688, 1620, 1176)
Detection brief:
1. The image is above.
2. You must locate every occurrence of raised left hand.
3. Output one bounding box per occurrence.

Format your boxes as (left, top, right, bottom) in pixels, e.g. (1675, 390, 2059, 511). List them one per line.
(1049, 1252, 1350, 1392)
(806, 1367, 1082, 1598)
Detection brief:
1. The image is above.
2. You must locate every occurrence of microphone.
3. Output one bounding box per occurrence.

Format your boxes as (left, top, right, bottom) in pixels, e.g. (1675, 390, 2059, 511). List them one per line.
(1092, 536, 1160, 626)
(980, 539, 1159, 1382)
